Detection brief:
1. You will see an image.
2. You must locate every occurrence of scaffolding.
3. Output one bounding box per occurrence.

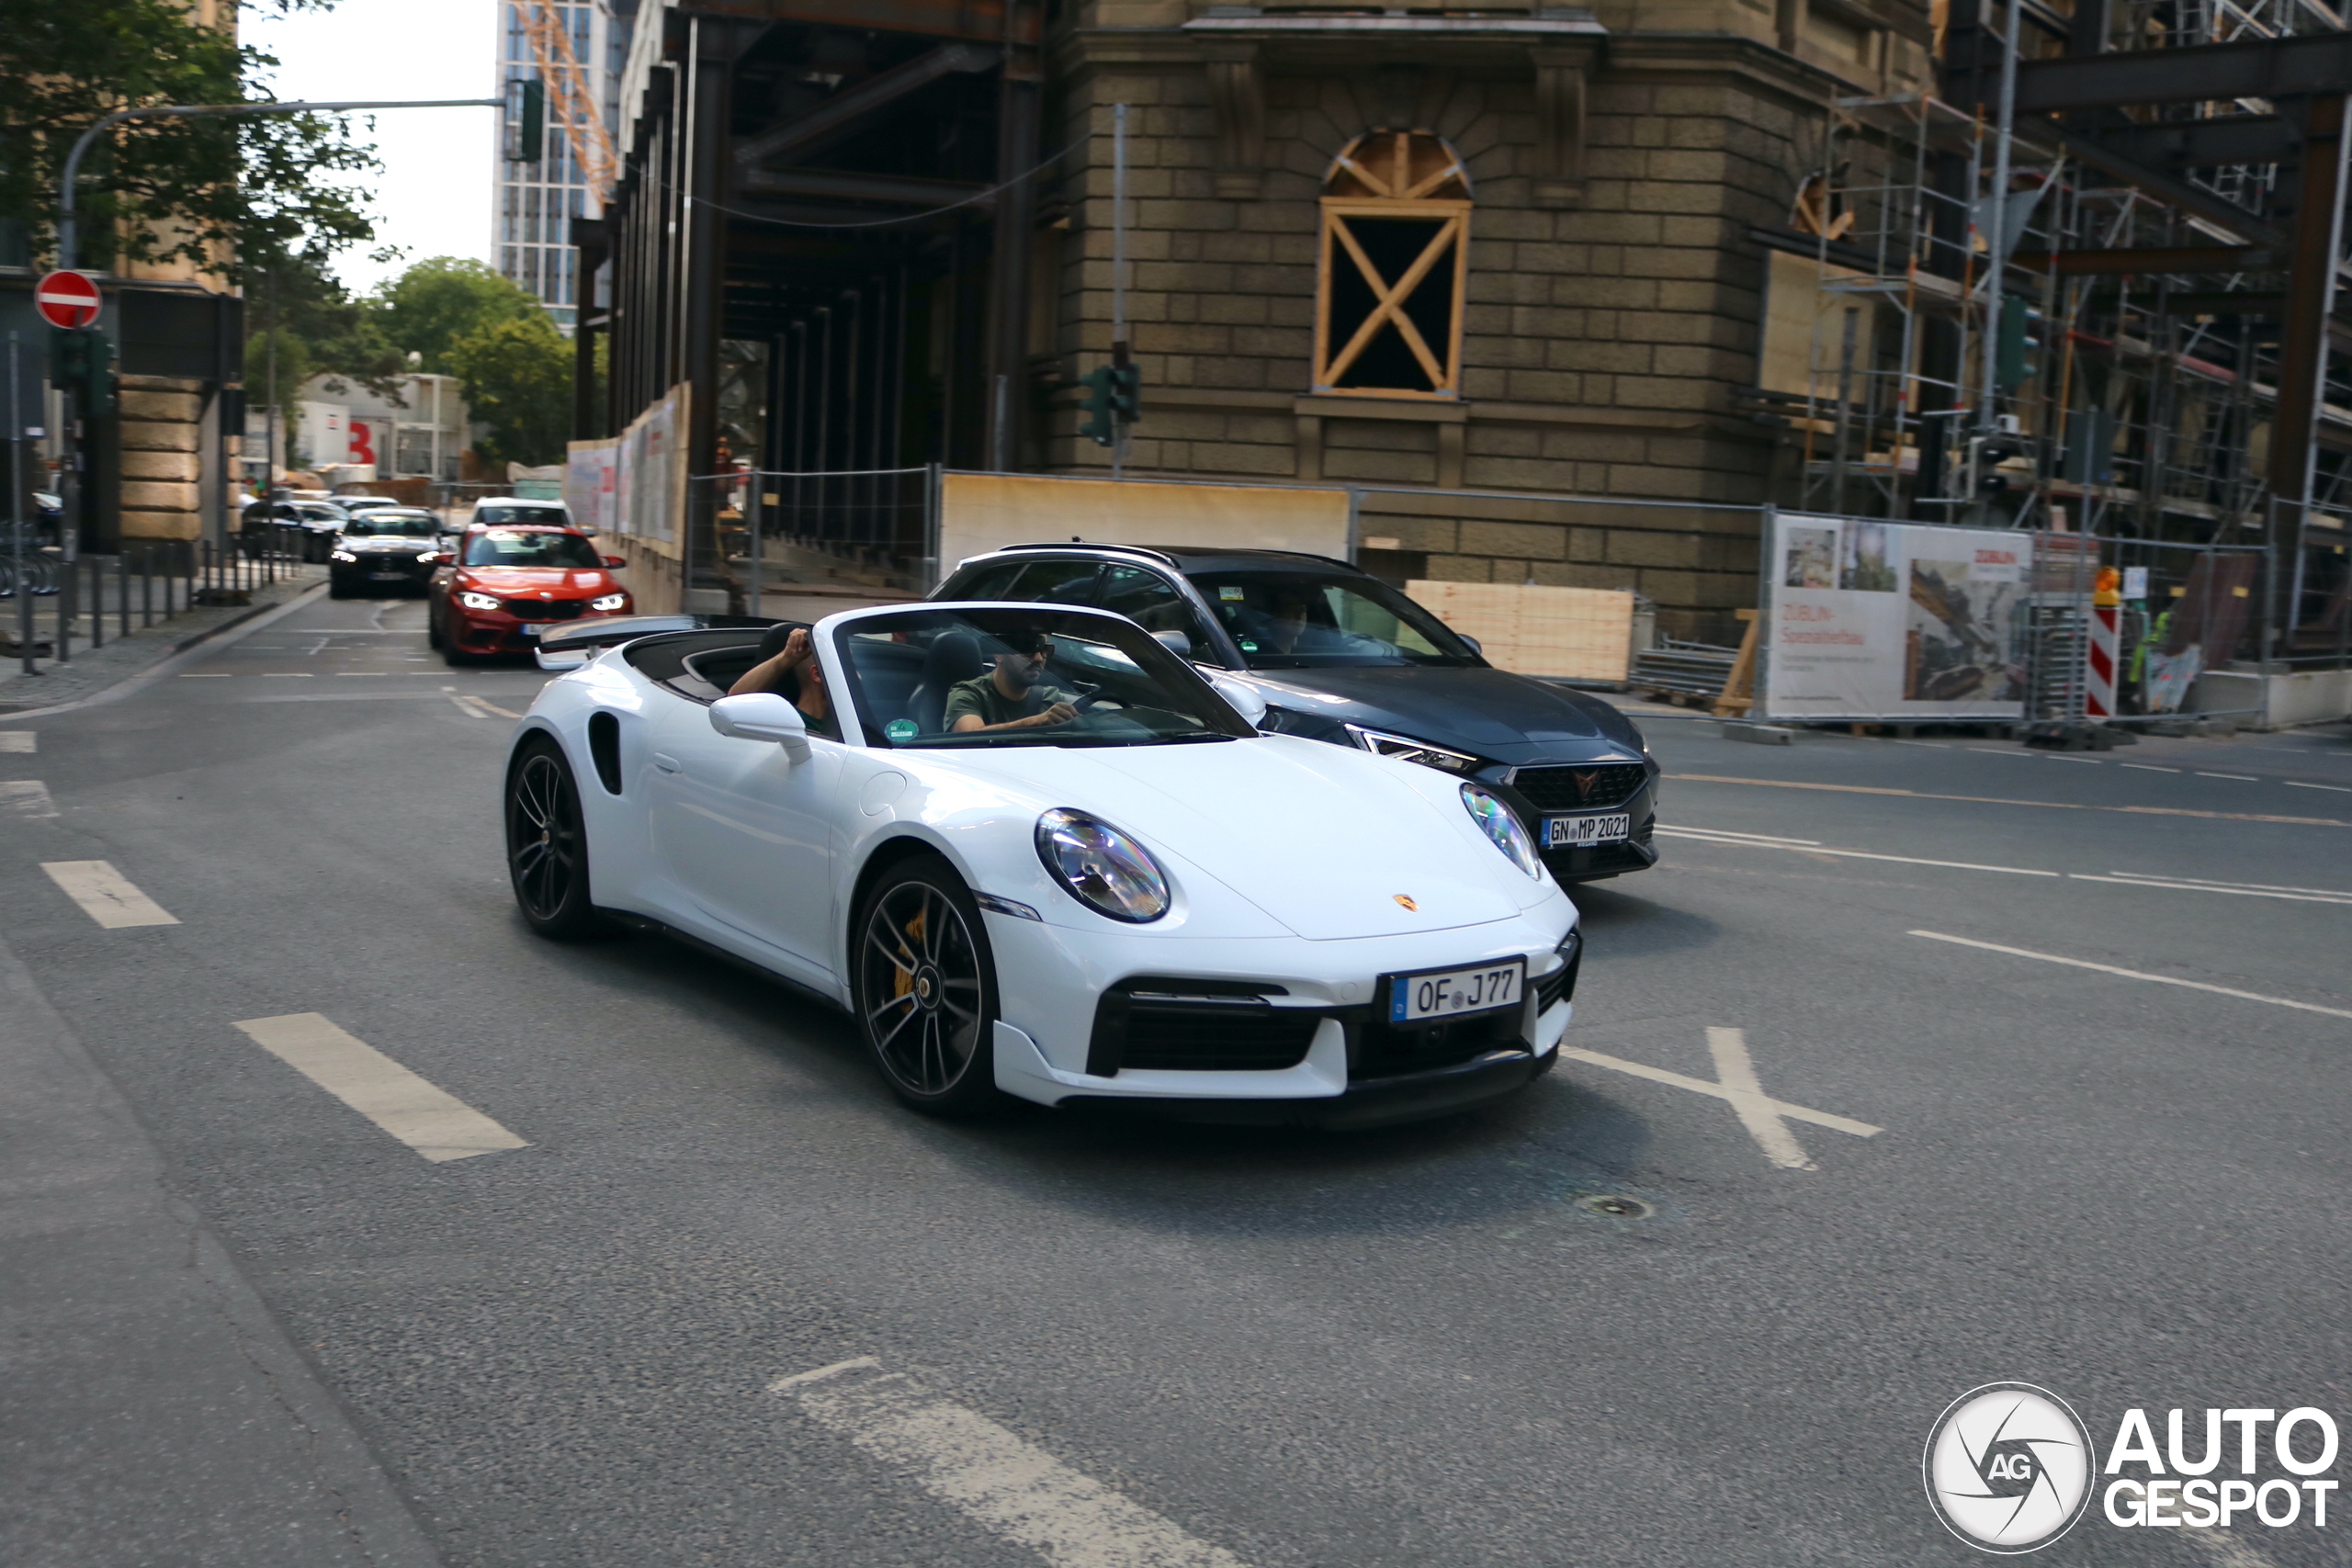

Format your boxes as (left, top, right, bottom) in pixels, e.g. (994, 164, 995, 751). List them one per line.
(1772, 0, 2352, 675)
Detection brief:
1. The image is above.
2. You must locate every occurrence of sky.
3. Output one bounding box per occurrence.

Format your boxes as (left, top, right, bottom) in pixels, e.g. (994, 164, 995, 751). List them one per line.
(243, 0, 500, 296)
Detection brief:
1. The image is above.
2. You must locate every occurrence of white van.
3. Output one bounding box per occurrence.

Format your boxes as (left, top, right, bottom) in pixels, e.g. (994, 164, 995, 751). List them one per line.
(465, 497, 575, 531)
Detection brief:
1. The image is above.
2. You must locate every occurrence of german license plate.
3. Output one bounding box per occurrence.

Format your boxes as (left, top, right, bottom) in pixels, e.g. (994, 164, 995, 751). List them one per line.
(517, 624, 542, 638)
(368, 571, 406, 581)
(1545, 813, 1630, 848)
(1387, 958, 1525, 1024)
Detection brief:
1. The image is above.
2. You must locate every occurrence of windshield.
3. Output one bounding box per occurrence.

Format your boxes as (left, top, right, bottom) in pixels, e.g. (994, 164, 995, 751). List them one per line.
(475, 504, 568, 527)
(344, 513, 438, 537)
(1189, 570, 1477, 668)
(831, 608, 1256, 750)
(463, 529, 602, 569)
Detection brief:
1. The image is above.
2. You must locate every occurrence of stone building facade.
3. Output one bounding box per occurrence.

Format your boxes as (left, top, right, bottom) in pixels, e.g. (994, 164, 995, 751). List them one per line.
(1038, 2, 1932, 637)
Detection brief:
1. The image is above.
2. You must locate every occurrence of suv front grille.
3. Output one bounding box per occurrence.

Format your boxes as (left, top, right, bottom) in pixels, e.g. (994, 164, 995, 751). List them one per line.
(1510, 762, 1648, 811)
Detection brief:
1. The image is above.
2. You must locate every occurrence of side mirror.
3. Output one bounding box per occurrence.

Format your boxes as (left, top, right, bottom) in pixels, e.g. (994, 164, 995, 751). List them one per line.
(1457, 633, 1484, 657)
(535, 646, 590, 672)
(601, 555, 626, 569)
(710, 692, 811, 762)
(1150, 629, 1191, 657)
(1209, 674, 1268, 728)
(428, 551, 456, 566)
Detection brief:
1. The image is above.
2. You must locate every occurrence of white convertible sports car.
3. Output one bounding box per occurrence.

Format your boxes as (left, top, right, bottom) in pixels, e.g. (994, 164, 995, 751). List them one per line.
(505, 604, 1581, 1128)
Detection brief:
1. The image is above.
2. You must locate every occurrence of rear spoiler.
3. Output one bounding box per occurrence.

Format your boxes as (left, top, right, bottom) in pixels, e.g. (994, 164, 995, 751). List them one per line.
(533, 613, 779, 671)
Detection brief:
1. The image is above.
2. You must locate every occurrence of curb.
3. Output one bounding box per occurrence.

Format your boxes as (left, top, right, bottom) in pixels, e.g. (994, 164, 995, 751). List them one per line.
(0, 581, 329, 721)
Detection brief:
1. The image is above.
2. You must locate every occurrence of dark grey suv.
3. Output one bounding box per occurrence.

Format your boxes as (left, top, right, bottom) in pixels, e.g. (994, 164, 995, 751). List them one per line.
(931, 544, 1659, 885)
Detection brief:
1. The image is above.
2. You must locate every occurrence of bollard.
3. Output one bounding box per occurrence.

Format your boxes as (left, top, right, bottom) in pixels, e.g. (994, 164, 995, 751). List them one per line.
(56, 547, 72, 663)
(118, 553, 130, 638)
(87, 556, 101, 649)
(141, 547, 153, 627)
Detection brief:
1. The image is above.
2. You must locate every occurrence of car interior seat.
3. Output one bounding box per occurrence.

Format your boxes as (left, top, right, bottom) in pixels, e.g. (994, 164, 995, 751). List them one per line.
(908, 632, 985, 734)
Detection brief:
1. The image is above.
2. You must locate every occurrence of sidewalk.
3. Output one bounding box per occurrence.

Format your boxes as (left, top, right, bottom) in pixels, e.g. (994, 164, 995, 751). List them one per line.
(0, 929, 441, 1567)
(0, 566, 326, 715)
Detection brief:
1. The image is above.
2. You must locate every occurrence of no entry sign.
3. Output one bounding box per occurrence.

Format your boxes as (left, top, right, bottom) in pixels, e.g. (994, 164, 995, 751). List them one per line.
(34, 270, 102, 330)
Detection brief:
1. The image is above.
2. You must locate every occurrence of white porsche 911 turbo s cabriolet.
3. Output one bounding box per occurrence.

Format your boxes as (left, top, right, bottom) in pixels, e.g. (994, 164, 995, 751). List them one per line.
(503, 603, 1581, 1128)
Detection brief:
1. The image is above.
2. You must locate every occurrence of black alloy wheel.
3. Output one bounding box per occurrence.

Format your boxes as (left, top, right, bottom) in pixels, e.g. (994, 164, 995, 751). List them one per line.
(504, 738, 605, 939)
(853, 856, 1004, 1115)
(426, 604, 446, 649)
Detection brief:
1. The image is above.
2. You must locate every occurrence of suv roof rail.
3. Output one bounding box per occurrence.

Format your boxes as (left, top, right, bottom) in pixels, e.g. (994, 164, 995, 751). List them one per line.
(993, 540, 1181, 567)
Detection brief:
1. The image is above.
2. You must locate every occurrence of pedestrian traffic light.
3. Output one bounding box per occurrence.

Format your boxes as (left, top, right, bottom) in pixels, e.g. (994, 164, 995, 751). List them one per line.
(1079, 367, 1116, 446)
(505, 78, 546, 164)
(50, 327, 114, 414)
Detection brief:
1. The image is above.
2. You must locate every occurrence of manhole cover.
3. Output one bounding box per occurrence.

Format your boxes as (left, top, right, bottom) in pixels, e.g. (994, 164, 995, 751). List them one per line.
(1572, 1193, 1654, 1220)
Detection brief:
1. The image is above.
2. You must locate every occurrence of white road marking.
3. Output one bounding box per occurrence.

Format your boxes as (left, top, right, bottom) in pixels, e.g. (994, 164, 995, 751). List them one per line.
(772, 1358, 1250, 1568)
(2286, 780, 2352, 793)
(1908, 931, 2352, 1020)
(232, 1013, 530, 1161)
(1965, 747, 2033, 756)
(470, 697, 525, 718)
(2120, 763, 2179, 773)
(1659, 825, 1821, 845)
(1706, 1026, 1815, 1169)
(2188, 1528, 2281, 1568)
(1892, 739, 1952, 749)
(40, 861, 179, 928)
(1555, 1044, 1883, 1140)
(2044, 755, 2103, 763)
(2069, 873, 2352, 907)
(262, 672, 314, 678)
(0, 731, 33, 752)
(335, 671, 387, 676)
(1657, 828, 2056, 877)
(2106, 872, 2352, 897)
(2198, 772, 2256, 781)
(0, 780, 60, 818)
(177, 672, 232, 678)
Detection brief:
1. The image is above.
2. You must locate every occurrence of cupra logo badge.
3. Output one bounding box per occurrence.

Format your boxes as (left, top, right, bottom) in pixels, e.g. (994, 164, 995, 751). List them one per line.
(1924, 1383, 2094, 1553)
(1392, 894, 1418, 911)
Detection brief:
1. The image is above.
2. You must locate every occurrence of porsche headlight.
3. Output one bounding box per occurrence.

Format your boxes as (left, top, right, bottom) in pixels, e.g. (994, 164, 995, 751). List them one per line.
(330, 549, 357, 562)
(458, 591, 502, 612)
(1035, 808, 1170, 923)
(590, 592, 628, 611)
(1346, 724, 1481, 774)
(1461, 784, 1541, 878)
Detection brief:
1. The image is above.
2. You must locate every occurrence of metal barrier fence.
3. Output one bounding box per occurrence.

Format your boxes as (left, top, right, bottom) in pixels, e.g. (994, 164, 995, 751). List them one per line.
(695, 466, 935, 609)
(4, 524, 311, 674)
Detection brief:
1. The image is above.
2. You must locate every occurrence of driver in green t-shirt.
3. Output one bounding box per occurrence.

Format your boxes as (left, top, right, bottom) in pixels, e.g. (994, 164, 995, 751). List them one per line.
(945, 633, 1080, 732)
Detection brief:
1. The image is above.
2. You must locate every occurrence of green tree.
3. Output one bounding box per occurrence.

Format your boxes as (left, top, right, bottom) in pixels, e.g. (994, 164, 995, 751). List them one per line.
(370, 257, 543, 373)
(446, 312, 571, 467)
(0, 0, 377, 274)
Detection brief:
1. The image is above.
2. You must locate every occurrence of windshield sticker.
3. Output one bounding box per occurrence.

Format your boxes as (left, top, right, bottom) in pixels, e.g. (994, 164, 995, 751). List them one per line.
(885, 717, 919, 742)
(1218, 585, 1246, 601)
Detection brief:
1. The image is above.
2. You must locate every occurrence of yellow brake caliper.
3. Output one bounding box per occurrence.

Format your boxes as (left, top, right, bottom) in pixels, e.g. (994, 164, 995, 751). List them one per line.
(892, 907, 927, 1000)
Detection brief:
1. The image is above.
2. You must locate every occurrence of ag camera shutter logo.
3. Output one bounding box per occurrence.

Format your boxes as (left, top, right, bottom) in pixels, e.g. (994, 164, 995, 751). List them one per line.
(1924, 1382, 2095, 1552)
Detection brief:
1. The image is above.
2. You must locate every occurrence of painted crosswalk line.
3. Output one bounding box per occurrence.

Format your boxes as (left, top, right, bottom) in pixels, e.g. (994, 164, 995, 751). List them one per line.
(0, 780, 60, 818)
(772, 1358, 1250, 1568)
(0, 731, 34, 752)
(232, 1013, 529, 1162)
(41, 861, 180, 928)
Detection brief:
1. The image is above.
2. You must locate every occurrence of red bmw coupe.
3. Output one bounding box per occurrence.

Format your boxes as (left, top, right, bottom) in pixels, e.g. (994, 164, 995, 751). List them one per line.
(427, 525, 635, 664)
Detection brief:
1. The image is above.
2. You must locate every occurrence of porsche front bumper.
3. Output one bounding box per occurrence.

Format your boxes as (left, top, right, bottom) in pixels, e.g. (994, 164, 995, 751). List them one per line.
(982, 909, 1577, 1123)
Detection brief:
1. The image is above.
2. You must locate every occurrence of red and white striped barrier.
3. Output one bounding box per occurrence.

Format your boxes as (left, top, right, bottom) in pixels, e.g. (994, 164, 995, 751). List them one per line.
(2086, 603, 2120, 718)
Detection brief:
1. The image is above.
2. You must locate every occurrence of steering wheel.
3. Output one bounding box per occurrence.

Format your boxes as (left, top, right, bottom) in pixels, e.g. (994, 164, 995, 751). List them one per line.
(1023, 682, 1104, 718)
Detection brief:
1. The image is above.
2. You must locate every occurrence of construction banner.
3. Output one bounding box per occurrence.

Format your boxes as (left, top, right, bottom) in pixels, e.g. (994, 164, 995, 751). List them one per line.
(1760, 513, 2031, 720)
(563, 437, 618, 535)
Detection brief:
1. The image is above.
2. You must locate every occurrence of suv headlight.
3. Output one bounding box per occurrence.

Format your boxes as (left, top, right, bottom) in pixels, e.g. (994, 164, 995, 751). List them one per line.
(1461, 784, 1541, 877)
(1346, 724, 1481, 774)
(458, 591, 502, 612)
(590, 592, 628, 611)
(330, 549, 356, 562)
(1035, 808, 1170, 922)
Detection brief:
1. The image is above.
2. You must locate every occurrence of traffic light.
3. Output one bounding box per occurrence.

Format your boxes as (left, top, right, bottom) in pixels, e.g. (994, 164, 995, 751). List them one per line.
(1108, 364, 1140, 425)
(51, 327, 114, 414)
(505, 77, 546, 164)
(1079, 367, 1116, 446)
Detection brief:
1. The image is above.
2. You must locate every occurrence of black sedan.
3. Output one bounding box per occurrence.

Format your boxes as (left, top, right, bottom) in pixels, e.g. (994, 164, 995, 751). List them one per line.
(327, 509, 447, 597)
(242, 498, 351, 562)
(930, 544, 1660, 885)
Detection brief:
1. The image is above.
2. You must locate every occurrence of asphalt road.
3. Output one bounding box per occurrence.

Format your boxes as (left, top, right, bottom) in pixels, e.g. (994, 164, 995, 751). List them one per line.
(4, 590, 2347, 1567)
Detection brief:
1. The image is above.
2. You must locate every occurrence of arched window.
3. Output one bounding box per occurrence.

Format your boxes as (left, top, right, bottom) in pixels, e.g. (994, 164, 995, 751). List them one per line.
(1313, 130, 1472, 400)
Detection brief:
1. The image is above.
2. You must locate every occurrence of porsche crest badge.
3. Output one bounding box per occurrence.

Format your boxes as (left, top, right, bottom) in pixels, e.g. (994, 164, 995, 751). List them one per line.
(1393, 894, 1419, 911)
